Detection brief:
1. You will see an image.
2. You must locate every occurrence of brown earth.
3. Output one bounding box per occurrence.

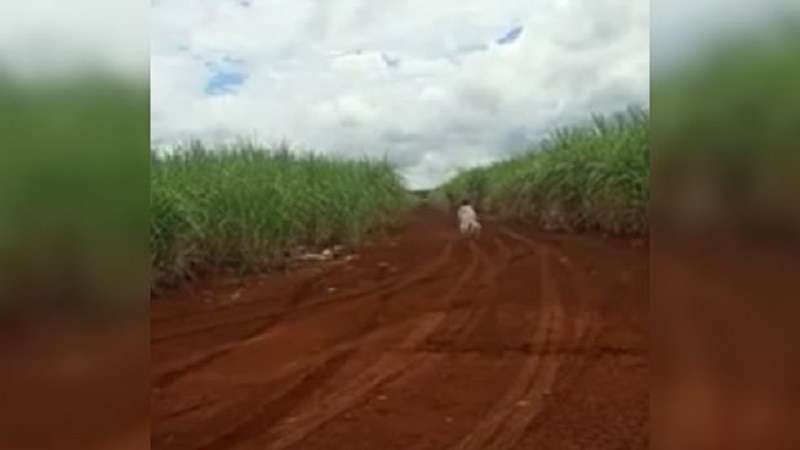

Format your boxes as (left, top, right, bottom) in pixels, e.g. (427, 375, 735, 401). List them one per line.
(152, 208, 648, 450)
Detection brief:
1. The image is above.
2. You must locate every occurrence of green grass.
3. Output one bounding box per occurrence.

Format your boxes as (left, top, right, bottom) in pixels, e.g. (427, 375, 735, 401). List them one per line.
(0, 74, 148, 318)
(435, 108, 649, 235)
(151, 143, 410, 288)
(652, 20, 800, 233)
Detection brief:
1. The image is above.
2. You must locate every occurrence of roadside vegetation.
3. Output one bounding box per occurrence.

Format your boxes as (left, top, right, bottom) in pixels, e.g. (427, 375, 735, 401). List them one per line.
(434, 108, 649, 235)
(151, 144, 410, 288)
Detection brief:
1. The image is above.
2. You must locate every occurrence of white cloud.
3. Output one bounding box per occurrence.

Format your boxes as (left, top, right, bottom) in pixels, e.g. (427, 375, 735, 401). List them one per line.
(152, 0, 650, 188)
(0, 0, 148, 79)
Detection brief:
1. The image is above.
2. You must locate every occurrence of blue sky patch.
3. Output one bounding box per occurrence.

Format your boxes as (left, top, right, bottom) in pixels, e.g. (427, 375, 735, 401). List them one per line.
(205, 69, 248, 95)
(497, 26, 524, 45)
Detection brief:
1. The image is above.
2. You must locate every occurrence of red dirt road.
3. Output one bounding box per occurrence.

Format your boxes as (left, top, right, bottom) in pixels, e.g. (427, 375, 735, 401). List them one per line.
(152, 208, 648, 450)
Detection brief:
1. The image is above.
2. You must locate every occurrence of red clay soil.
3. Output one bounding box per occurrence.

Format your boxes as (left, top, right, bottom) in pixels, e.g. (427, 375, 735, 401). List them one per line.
(152, 208, 648, 450)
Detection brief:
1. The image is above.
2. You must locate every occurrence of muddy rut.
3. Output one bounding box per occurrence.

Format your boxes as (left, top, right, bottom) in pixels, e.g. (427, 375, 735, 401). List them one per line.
(152, 208, 648, 450)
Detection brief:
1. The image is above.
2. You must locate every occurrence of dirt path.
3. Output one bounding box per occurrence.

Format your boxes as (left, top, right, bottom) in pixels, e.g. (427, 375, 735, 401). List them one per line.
(152, 208, 648, 450)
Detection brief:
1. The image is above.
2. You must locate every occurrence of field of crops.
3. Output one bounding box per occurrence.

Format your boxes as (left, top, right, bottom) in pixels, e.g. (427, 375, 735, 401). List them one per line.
(435, 108, 649, 235)
(151, 144, 410, 288)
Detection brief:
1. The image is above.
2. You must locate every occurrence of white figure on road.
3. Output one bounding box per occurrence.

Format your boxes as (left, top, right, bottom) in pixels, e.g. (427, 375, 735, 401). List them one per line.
(457, 200, 482, 237)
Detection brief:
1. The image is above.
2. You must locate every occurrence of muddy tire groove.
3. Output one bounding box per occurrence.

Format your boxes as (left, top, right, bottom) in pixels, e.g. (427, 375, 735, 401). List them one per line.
(452, 234, 528, 353)
(152, 262, 347, 326)
(153, 242, 459, 389)
(260, 240, 480, 450)
(196, 347, 355, 450)
(154, 242, 452, 344)
(501, 227, 645, 449)
(423, 239, 499, 348)
(454, 240, 563, 450)
(499, 228, 606, 449)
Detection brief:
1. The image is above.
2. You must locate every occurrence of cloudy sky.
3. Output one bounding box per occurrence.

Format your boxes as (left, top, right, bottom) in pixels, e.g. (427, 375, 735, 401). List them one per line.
(0, 1, 147, 79)
(152, 0, 649, 188)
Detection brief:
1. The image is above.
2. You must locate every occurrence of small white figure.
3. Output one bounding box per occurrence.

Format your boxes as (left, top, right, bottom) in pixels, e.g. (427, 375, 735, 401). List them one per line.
(457, 200, 482, 237)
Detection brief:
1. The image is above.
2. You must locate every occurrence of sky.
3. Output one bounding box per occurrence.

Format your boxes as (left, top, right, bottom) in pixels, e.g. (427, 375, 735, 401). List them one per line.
(151, 0, 650, 188)
(0, 1, 148, 79)
(1, 1, 796, 188)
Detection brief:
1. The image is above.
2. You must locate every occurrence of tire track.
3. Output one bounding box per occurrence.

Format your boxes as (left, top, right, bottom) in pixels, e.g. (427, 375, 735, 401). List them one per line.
(152, 262, 348, 327)
(423, 238, 503, 349)
(499, 228, 607, 449)
(454, 240, 563, 450)
(499, 227, 644, 449)
(445, 235, 517, 354)
(153, 244, 441, 344)
(500, 227, 601, 358)
(454, 227, 606, 450)
(258, 239, 482, 450)
(153, 241, 458, 389)
(196, 346, 356, 450)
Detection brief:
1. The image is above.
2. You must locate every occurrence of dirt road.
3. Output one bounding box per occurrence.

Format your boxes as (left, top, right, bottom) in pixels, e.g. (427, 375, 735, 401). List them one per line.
(152, 208, 648, 450)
